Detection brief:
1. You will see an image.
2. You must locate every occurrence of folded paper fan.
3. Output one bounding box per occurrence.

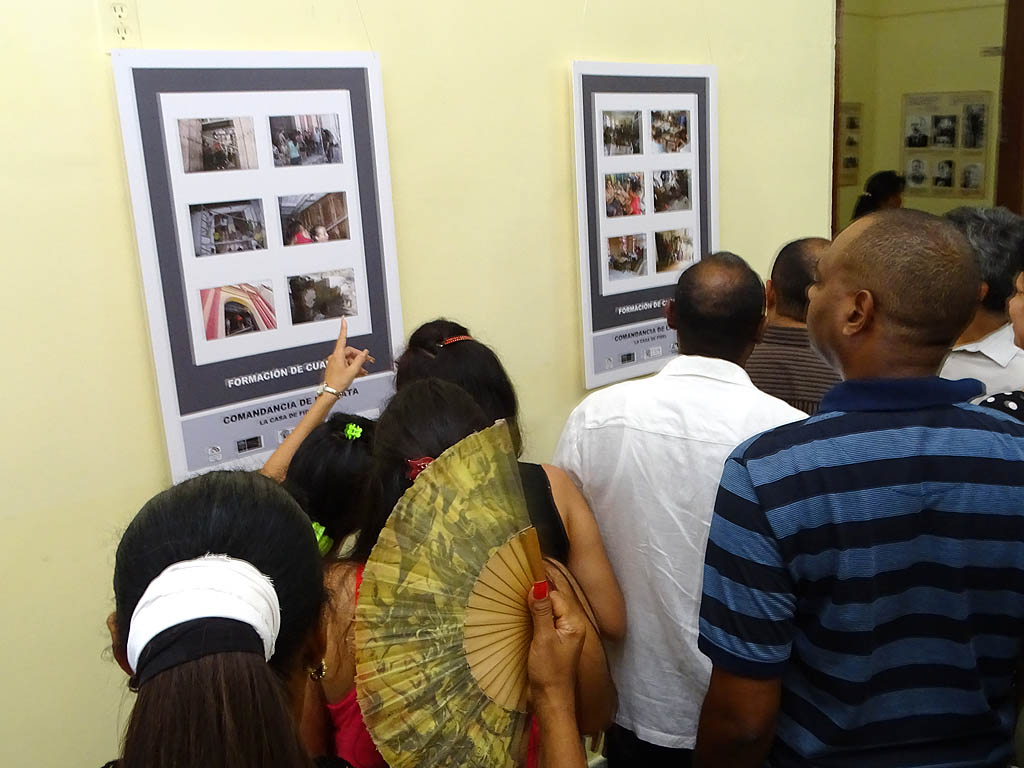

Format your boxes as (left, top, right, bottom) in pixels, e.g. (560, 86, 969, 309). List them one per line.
(354, 421, 547, 768)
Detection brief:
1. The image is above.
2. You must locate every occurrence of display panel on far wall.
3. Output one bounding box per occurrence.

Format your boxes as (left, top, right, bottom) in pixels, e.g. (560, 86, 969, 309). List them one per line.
(113, 51, 402, 481)
(573, 62, 718, 390)
(901, 90, 990, 199)
(838, 102, 863, 187)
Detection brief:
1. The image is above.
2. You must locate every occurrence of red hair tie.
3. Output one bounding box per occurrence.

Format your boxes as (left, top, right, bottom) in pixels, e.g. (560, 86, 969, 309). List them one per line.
(406, 457, 434, 481)
(441, 335, 473, 346)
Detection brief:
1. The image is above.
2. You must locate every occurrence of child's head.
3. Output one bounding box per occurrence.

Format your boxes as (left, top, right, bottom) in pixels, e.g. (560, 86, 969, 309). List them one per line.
(313, 225, 329, 242)
(350, 379, 490, 562)
(284, 412, 375, 556)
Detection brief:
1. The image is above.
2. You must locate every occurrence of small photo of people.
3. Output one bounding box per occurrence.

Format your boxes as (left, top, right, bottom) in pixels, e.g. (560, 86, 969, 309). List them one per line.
(269, 114, 342, 167)
(961, 163, 984, 191)
(905, 115, 929, 148)
(845, 134, 860, 148)
(906, 157, 930, 188)
(607, 234, 647, 281)
(189, 199, 267, 257)
(178, 117, 258, 173)
(846, 116, 861, 131)
(932, 114, 957, 148)
(605, 173, 645, 217)
(963, 104, 986, 149)
(602, 111, 641, 155)
(842, 156, 859, 169)
(653, 169, 691, 212)
(200, 282, 276, 341)
(288, 269, 357, 325)
(934, 160, 955, 188)
(279, 192, 350, 246)
(655, 228, 694, 273)
(651, 110, 689, 153)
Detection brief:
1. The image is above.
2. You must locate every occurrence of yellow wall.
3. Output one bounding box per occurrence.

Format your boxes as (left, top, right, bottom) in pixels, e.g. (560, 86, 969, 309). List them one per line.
(0, 1, 835, 764)
(839, 0, 1006, 226)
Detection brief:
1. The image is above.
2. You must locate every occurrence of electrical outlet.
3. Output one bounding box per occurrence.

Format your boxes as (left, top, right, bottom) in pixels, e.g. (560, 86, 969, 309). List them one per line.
(99, 0, 140, 50)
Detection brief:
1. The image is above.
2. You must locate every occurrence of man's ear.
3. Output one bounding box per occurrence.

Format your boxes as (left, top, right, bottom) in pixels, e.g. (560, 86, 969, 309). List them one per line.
(765, 280, 777, 313)
(979, 281, 990, 303)
(665, 299, 677, 330)
(842, 289, 875, 336)
(107, 612, 133, 677)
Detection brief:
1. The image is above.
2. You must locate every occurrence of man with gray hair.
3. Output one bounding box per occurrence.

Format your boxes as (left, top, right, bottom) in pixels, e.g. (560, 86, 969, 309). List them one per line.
(940, 206, 1024, 394)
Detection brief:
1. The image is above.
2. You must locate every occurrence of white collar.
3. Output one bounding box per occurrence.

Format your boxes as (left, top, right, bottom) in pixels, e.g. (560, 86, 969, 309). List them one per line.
(657, 354, 755, 387)
(951, 324, 1020, 368)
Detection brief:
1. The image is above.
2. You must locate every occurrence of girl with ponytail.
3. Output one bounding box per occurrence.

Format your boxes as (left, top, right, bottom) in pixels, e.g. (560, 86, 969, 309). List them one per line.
(851, 170, 905, 221)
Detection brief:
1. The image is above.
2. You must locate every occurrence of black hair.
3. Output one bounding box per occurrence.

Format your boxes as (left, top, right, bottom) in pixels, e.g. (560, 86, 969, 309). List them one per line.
(852, 171, 905, 221)
(283, 412, 375, 547)
(394, 319, 522, 452)
(113, 471, 324, 768)
(945, 206, 1024, 314)
(349, 379, 490, 563)
(670, 251, 765, 362)
(770, 238, 830, 322)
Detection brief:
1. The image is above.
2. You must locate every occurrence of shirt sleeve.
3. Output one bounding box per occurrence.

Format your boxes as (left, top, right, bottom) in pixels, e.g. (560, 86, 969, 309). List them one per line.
(698, 449, 796, 679)
(551, 405, 585, 488)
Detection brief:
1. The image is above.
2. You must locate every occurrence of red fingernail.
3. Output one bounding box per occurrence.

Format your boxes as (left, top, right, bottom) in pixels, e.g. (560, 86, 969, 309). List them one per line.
(533, 580, 548, 600)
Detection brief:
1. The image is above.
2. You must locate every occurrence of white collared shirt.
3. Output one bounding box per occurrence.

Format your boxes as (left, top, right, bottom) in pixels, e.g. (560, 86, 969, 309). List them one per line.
(553, 355, 806, 749)
(940, 323, 1024, 395)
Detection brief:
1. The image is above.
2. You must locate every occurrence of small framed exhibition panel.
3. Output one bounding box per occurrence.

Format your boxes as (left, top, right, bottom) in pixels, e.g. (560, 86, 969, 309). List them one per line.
(573, 61, 718, 389)
(113, 50, 402, 481)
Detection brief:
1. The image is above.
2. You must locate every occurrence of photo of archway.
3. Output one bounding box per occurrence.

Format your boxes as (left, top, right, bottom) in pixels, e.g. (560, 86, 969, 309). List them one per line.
(602, 110, 641, 155)
(189, 199, 267, 256)
(288, 269, 357, 324)
(178, 117, 258, 173)
(279, 192, 350, 245)
(200, 282, 277, 341)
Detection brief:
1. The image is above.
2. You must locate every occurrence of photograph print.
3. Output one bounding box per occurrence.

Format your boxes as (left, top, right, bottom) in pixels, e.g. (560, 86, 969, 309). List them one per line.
(602, 111, 641, 155)
(269, 113, 342, 167)
(655, 228, 694, 273)
(200, 282, 276, 341)
(934, 159, 955, 188)
(605, 172, 645, 217)
(178, 117, 258, 173)
(189, 199, 267, 257)
(651, 110, 689, 153)
(653, 169, 691, 212)
(962, 103, 986, 149)
(607, 234, 647, 281)
(906, 157, 930, 188)
(961, 163, 984, 191)
(905, 115, 929, 148)
(279, 192, 350, 246)
(288, 269, 357, 325)
(931, 114, 957, 148)
(846, 115, 861, 131)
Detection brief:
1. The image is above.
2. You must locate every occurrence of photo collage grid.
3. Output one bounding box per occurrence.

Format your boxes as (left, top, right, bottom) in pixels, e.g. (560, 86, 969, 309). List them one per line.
(596, 100, 700, 297)
(901, 91, 989, 198)
(163, 92, 367, 366)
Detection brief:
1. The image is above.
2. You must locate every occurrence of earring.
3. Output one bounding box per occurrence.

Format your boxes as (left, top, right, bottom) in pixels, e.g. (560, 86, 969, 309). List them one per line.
(310, 659, 327, 681)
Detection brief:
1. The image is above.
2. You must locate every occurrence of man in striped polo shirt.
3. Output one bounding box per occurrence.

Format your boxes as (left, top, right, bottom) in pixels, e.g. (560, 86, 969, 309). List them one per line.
(695, 209, 1024, 767)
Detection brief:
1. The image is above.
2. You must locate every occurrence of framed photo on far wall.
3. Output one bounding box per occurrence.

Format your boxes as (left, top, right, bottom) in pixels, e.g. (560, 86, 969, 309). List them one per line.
(838, 102, 863, 187)
(113, 50, 403, 481)
(900, 90, 990, 198)
(573, 61, 718, 389)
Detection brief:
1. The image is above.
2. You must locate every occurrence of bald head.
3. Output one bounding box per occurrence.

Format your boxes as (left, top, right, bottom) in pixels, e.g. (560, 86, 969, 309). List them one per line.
(669, 252, 765, 363)
(771, 237, 830, 321)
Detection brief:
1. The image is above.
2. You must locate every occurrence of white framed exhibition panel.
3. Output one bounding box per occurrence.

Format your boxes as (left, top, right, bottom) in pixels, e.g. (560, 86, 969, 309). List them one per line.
(573, 61, 719, 389)
(114, 50, 403, 481)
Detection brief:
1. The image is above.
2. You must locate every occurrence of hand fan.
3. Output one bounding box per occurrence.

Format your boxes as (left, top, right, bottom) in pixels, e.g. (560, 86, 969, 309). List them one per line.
(354, 421, 547, 768)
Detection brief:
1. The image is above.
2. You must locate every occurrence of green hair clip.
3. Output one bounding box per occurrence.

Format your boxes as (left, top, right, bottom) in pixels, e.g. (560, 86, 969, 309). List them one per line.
(312, 521, 335, 557)
(344, 423, 363, 440)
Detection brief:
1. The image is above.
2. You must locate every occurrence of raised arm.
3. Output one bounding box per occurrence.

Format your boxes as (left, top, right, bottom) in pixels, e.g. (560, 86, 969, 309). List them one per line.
(262, 318, 371, 483)
(542, 463, 626, 641)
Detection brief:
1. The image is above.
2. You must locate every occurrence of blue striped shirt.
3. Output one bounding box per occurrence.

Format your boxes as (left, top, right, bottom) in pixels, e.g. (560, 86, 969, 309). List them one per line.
(698, 377, 1024, 767)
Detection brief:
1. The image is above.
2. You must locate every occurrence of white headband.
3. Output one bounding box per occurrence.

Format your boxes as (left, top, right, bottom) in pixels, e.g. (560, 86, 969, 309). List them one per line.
(126, 554, 281, 673)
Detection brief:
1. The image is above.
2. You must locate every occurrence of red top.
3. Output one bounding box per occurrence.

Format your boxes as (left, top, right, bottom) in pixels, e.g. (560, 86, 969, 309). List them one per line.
(630, 194, 642, 215)
(292, 231, 314, 245)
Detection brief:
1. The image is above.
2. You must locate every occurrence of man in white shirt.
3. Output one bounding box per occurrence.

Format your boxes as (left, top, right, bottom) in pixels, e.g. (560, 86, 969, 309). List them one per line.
(940, 206, 1024, 394)
(553, 252, 806, 766)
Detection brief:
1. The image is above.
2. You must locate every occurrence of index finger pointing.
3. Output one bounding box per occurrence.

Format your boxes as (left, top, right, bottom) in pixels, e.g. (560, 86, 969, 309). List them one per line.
(333, 317, 349, 355)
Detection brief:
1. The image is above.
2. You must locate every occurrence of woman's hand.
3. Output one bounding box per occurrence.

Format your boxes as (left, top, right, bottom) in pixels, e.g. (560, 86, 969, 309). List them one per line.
(324, 317, 373, 393)
(527, 582, 585, 706)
